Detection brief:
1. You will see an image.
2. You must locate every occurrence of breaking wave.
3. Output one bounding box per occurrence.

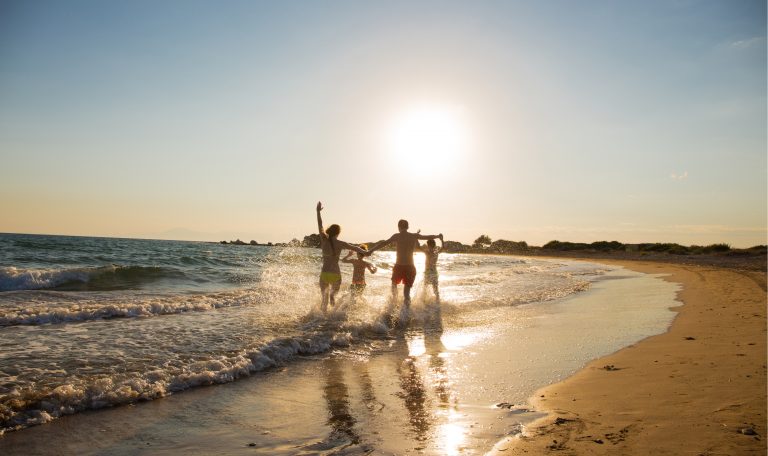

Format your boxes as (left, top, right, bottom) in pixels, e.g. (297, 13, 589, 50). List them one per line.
(0, 326, 356, 434)
(0, 290, 260, 326)
(0, 309, 398, 435)
(0, 265, 186, 292)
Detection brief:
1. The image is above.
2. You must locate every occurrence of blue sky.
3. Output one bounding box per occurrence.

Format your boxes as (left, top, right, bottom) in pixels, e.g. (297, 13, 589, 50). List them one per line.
(1, 0, 765, 246)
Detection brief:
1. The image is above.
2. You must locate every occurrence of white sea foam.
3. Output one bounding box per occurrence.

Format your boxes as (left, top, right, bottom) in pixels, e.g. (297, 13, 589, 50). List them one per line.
(0, 290, 260, 326)
(0, 326, 359, 433)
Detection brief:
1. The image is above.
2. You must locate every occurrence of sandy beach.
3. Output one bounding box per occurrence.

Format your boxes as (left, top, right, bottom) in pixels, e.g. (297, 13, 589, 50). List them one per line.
(3, 1, 765, 454)
(491, 259, 767, 456)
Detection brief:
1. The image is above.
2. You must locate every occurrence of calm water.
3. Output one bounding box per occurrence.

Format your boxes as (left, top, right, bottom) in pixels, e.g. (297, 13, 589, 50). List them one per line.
(0, 233, 607, 435)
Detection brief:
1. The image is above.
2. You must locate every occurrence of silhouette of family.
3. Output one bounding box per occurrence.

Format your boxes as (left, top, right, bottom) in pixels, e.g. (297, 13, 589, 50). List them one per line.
(316, 201, 444, 315)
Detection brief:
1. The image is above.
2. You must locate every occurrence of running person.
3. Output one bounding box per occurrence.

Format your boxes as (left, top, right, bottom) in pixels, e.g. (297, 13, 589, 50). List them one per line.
(342, 245, 377, 298)
(419, 234, 445, 302)
(367, 219, 442, 308)
(316, 202, 368, 313)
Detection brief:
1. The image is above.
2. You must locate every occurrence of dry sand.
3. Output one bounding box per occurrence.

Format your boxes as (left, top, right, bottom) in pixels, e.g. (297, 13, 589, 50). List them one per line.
(489, 260, 767, 456)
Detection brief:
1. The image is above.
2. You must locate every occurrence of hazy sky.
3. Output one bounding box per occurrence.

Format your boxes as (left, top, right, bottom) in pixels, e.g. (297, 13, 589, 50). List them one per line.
(1, 0, 766, 247)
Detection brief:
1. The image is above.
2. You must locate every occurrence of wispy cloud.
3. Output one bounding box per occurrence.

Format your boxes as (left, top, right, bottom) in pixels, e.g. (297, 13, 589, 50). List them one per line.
(669, 171, 688, 181)
(730, 36, 765, 50)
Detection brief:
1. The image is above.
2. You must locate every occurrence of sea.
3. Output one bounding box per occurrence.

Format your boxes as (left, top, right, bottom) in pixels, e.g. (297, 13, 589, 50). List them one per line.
(0, 233, 679, 449)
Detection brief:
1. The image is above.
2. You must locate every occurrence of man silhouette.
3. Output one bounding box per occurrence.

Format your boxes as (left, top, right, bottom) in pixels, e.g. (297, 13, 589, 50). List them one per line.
(368, 219, 442, 308)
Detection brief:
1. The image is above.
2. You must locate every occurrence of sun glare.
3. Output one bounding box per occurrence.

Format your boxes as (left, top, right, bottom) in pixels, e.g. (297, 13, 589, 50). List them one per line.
(385, 104, 469, 172)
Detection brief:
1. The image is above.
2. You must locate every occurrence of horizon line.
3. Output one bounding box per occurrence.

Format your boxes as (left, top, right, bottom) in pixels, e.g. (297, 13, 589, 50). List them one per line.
(1, 231, 764, 250)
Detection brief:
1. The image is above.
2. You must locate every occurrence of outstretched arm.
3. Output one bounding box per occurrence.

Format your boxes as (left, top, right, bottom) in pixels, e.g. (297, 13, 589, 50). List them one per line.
(367, 234, 396, 254)
(366, 261, 378, 274)
(415, 232, 440, 241)
(338, 240, 369, 256)
(316, 201, 324, 236)
(341, 251, 354, 263)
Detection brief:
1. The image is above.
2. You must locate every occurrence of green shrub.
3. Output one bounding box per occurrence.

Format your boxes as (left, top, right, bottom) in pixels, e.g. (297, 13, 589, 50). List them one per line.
(638, 243, 689, 253)
(705, 243, 731, 252)
(590, 241, 625, 251)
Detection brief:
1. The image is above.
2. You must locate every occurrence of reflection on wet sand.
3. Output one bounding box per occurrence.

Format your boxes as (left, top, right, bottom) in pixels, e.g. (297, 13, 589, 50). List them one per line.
(397, 345, 432, 442)
(321, 358, 360, 447)
(421, 304, 469, 455)
(353, 363, 383, 413)
(424, 331, 453, 409)
(391, 301, 469, 454)
(315, 302, 470, 454)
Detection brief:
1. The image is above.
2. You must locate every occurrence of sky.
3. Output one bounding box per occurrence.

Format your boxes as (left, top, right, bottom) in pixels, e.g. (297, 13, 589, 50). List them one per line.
(1, 0, 766, 247)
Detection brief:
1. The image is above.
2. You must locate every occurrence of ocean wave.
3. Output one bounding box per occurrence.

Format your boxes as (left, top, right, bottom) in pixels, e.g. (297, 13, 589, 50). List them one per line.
(0, 290, 261, 326)
(0, 265, 184, 292)
(0, 323, 366, 435)
(0, 277, 593, 435)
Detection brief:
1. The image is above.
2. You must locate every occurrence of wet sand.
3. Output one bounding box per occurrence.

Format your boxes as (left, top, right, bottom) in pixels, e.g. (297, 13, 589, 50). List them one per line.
(490, 260, 767, 455)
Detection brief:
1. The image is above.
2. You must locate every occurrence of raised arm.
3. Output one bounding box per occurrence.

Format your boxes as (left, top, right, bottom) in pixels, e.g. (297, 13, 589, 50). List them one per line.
(316, 201, 324, 236)
(439, 234, 445, 251)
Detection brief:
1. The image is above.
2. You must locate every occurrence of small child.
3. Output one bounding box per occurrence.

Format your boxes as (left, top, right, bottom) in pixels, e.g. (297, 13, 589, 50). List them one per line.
(419, 234, 444, 302)
(342, 245, 377, 298)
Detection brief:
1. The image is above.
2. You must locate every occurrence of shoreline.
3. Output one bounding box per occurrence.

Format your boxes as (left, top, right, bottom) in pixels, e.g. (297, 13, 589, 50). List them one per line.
(489, 259, 767, 455)
(0, 258, 683, 455)
(0, 257, 762, 454)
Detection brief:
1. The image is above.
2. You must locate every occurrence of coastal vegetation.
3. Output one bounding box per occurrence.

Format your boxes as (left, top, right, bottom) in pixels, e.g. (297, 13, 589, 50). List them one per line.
(221, 234, 765, 261)
(540, 240, 746, 255)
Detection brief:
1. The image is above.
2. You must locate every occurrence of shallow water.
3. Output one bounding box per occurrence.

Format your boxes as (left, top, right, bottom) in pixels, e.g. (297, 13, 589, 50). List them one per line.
(0, 267, 680, 455)
(0, 233, 658, 441)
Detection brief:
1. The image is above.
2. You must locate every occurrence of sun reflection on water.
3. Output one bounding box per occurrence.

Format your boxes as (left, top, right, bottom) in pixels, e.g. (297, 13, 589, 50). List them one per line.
(440, 332, 482, 351)
(406, 334, 426, 357)
(437, 411, 467, 456)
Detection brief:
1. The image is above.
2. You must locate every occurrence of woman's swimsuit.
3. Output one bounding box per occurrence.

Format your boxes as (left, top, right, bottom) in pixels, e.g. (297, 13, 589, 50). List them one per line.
(320, 271, 342, 285)
(319, 237, 342, 285)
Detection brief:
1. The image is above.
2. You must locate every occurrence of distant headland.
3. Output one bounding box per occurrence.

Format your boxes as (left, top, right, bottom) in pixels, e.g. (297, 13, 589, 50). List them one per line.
(218, 239, 299, 247)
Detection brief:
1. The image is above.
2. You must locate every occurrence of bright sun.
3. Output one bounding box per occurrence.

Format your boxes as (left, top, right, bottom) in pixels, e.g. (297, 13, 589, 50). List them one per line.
(385, 104, 469, 172)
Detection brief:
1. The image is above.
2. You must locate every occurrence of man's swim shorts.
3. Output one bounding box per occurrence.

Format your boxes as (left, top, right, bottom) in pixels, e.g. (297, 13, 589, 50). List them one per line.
(391, 264, 417, 287)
